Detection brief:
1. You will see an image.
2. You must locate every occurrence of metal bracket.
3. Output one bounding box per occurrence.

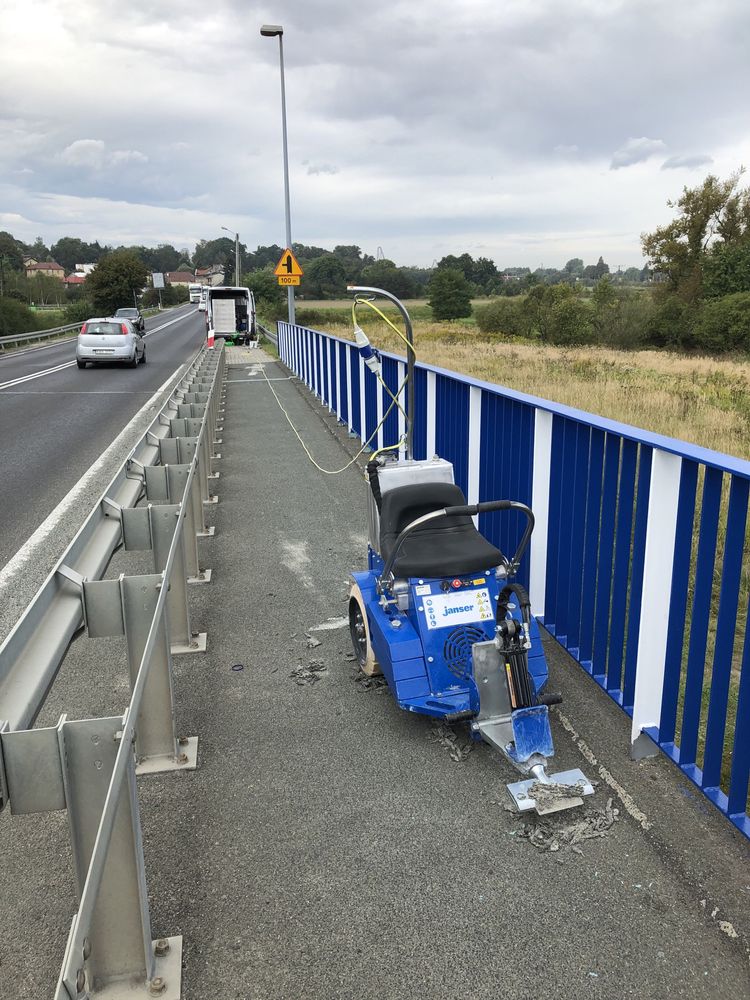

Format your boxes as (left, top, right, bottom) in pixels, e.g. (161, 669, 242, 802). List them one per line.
(471, 640, 514, 754)
(101, 496, 123, 521)
(126, 458, 146, 483)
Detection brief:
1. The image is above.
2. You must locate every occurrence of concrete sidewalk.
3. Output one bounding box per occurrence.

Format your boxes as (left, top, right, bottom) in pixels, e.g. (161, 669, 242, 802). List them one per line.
(1, 348, 748, 999)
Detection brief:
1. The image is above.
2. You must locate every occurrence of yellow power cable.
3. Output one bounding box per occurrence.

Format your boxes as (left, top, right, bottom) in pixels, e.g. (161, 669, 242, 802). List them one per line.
(259, 363, 407, 475)
(256, 296, 413, 475)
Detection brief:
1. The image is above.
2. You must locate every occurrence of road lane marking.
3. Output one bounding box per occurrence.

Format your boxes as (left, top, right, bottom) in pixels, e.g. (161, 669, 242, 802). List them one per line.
(0, 361, 190, 594)
(0, 309, 198, 392)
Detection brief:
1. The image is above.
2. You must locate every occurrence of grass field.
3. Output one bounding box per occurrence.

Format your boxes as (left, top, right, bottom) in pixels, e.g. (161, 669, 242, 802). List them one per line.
(297, 302, 750, 461)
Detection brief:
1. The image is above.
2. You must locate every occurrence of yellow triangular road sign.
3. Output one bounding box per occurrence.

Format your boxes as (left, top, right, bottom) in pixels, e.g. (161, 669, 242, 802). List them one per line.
(274, 248, 304, 277)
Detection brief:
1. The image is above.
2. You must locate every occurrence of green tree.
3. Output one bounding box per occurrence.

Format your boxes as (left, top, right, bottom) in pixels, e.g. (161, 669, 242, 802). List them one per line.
(359, 259, 416, 300)
(564, 258, 584, 276)
(50, 237, 106, 272)
(304, 255, 347, 298)
(0, 231, 24, 296)
(0, 297, 36, 336)
(692, 292, 750, 352)
(85, 250, 148, 315)
(436, 253, 474, 282)
(244, 269, 285, 317)
(641, 171, 750, 303)
(472, 256, 497, 291)
(703, 240, 750, 298)
(428, 268, 472, 320)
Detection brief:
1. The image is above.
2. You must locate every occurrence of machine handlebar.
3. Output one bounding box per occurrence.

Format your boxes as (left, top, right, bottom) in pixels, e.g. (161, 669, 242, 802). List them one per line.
(444, 500, 513, 517)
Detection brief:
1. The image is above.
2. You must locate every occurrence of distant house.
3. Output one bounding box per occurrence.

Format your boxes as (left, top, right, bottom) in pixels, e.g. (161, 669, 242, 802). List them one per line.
(26, 260, 64, 280)
(64, 274, 86, 287)
(195, 265, 225, 286)
(165, 271, 195, 287)
(74, 263, 97, 276)
(22, 255, 38, 268)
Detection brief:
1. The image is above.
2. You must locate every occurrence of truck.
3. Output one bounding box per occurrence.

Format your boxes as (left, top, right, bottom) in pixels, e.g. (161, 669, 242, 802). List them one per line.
(205, 286, 256, 346)
(188, 283, 202, 303)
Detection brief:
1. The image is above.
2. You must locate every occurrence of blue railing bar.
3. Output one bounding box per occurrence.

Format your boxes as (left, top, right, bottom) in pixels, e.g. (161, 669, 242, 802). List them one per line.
(702, 476, 749, 789)
(679, 467, 723, 766)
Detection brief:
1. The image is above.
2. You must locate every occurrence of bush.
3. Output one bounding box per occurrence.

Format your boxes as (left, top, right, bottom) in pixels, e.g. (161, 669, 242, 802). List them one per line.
(692, 292, 750, 353)
(64, 299, 94, 323)
(521, 284, 592, 344)
(428, 268, 472, 320)
(474, 297, 526, 337)
(592, 286, 655, 349)
(645, 294, 694, 348)
(0, 297, 36, 336)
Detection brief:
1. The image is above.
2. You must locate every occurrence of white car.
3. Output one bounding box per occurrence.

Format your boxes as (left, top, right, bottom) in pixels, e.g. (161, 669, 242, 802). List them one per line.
(76, 317, 146, 369)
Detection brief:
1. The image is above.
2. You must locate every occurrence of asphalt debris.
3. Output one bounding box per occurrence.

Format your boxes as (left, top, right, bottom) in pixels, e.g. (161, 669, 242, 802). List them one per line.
(290, 659, 327, 686)
(428, 723, 474, 762)
(516, 796, 620, 855)
(352, 671, 389, 693)
(526, 778, 588, 813)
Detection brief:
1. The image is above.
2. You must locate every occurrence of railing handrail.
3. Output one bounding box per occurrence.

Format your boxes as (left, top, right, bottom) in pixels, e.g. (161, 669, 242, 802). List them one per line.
(278, 320, 750, 482)
(0, 321, 83, 346)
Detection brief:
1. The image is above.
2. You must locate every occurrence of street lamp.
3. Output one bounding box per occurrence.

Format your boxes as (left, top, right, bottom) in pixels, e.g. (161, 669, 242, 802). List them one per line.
(260, 22, 295, 324)
(220, 226, 241, 286)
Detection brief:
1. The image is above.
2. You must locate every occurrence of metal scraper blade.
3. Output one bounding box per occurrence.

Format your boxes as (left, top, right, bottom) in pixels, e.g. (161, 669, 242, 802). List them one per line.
(506, 768, 594, 815)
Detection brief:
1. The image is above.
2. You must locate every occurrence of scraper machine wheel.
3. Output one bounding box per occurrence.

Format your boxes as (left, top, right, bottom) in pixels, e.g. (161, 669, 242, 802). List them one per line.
(348, 582, 381, 677)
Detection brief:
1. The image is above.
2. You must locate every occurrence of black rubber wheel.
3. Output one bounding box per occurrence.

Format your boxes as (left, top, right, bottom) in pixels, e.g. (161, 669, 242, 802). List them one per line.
(76, 359, 86, 369)
(348, 583, 380, 676)
(128, 352, 138, 368)
(141, 350, 147, 364)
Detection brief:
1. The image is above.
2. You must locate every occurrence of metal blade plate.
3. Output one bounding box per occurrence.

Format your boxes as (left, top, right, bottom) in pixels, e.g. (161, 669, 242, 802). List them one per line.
(506, 768, 594, 815)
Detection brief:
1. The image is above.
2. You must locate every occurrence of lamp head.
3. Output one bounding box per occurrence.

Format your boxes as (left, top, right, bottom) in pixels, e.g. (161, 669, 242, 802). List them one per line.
(260, 24, 283, 36)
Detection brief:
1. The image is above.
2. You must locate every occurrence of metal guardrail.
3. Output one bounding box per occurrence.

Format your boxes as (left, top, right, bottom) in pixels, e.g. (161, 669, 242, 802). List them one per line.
(278, 320, 750, 839)
(0, 321, 83, 350)
(0, 341, 226, 997)
(258, 321, 278, 347)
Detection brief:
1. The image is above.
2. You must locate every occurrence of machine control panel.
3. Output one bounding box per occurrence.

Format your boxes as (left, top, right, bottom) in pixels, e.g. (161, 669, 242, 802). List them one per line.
(420, 587, 493, 630)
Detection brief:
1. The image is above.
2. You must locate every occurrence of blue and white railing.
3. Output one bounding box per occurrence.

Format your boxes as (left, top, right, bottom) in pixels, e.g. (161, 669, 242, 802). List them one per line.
(278, 322, 750, 837)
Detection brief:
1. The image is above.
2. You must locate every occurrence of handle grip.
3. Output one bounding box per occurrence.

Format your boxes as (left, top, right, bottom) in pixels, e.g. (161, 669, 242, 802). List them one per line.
(444, 500, 513, 517)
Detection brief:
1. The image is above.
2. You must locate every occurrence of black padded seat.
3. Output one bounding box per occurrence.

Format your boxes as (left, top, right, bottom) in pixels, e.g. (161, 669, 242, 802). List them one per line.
(379, 482, 506, 578)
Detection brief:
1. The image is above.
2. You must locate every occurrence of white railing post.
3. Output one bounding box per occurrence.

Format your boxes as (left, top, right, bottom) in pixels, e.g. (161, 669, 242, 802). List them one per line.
(630, 449, 682, 758)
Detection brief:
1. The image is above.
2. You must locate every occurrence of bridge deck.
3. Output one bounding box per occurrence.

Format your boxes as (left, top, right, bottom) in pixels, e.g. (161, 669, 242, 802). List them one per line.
(1, 347, 748, 998)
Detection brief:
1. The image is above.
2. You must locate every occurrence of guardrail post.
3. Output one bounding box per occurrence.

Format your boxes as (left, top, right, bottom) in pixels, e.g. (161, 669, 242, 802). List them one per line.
(2, 717, 183, 999)
(122, 504, 207, 655)
(83, 575, 198, 773)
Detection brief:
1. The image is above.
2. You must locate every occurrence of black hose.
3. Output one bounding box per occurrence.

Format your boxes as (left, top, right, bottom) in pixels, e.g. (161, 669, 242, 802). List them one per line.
(496, 581, 531, 628)
(366, 460, 383, 512)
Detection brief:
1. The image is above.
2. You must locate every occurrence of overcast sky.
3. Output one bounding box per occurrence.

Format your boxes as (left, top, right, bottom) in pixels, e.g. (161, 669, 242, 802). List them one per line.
(1, 0, 748, 268)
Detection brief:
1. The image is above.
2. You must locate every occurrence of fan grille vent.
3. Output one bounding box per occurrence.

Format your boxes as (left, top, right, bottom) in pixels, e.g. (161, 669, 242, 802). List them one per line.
(443, 625, 486, 679)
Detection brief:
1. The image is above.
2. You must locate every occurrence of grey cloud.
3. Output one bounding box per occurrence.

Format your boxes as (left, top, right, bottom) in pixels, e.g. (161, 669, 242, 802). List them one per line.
(661, 154, 714, 170)
(610, 137, 667, 170)
(304, 162, 339, 176)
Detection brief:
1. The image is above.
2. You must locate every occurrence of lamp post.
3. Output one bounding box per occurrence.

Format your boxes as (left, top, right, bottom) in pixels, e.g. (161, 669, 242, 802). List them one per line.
(260, 23, 295, 324)
(220, 226, 241, 286)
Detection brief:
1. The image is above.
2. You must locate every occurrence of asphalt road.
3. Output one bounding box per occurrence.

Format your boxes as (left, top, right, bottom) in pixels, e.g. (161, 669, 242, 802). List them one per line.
(1, 347, 747, 999)
(0, 304, 205, 570)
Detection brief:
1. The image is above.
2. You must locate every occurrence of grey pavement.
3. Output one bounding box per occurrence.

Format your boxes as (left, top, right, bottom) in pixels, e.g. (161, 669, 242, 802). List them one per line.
(0, 347, 748, 999)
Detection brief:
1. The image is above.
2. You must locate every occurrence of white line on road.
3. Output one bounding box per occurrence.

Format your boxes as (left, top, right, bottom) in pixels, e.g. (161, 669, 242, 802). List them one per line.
(0, 309, 197, 392)
(0, 361, 189, 595)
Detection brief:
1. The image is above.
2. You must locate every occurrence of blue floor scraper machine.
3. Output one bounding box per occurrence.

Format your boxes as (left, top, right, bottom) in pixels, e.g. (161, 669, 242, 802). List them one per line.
(346, 287, 593, 815)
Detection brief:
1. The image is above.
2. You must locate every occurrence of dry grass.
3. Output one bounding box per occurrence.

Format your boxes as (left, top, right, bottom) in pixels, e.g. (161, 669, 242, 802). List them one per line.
(324, 315, 750, 461)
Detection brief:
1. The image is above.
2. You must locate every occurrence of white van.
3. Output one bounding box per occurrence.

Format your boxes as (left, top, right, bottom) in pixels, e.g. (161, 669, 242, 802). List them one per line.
(205, 286, 256, 345)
